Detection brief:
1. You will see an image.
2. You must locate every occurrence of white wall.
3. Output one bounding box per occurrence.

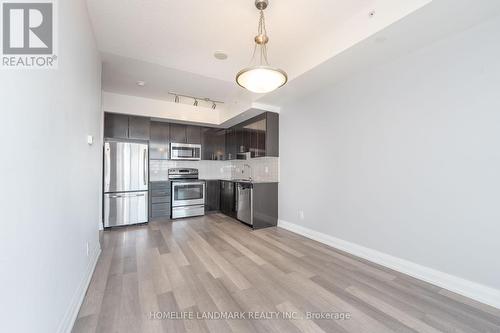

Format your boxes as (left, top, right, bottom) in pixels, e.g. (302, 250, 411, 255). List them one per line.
(103, 92, 221, 125)
(279, 15, 500, 299)
(0, 1, 102, 332)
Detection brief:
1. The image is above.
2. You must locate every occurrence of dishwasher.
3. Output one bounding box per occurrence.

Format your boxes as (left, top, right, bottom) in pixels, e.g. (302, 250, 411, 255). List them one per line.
(236, 182, 253, 225)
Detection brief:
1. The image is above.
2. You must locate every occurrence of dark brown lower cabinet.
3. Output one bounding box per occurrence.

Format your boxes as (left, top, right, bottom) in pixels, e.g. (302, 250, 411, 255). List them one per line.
(220, 181, 236, 218)
(205, 180, 220, 212)
(150, 182, 171, 218)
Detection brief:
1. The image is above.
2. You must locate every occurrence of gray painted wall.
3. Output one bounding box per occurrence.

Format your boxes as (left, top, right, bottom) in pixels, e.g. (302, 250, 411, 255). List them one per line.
(279, 16, 500, 290)
(0, 1, 102, 332)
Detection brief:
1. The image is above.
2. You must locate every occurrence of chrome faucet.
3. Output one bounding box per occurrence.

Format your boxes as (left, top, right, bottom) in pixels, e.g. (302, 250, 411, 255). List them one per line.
(242, 163, 253, 181)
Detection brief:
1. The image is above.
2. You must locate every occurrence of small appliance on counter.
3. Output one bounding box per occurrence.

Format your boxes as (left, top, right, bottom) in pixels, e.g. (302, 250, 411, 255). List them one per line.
(169, 168, 205, 219)
(103, 140, 149, 227)
(236, 152, 251, 160)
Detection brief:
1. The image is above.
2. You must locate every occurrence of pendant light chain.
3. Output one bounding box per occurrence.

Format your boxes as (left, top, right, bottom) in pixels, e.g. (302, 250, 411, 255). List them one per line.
(259, 10, 269, 65)
(235, 0, 288, 93)
(249, 9, 270, 66)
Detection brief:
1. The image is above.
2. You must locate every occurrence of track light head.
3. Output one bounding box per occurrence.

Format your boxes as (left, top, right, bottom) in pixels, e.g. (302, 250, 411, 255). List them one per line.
(174, 95, 179, 103)
(212, 103, 217, 110)
(193, 99, 198, 107)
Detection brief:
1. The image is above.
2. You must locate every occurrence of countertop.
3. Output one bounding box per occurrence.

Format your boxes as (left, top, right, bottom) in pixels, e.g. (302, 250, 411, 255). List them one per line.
(208, 179, 279, 184)
(150, 179, 278, 184)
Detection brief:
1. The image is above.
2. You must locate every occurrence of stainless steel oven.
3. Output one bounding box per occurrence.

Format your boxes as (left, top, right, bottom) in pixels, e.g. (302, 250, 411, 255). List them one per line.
(169, 168, 205, 219)
(170, 143, 201, 160)
(172, 181, 205, 207)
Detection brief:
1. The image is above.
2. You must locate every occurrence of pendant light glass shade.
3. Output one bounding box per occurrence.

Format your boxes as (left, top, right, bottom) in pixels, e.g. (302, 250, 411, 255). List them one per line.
(236, 0, 287, 93)
(236, 66, 287, 94)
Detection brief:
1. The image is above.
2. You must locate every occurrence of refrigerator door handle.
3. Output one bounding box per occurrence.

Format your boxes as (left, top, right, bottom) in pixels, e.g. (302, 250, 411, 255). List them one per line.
(104, 142, 111, 192)
(143, 148, 147, 186)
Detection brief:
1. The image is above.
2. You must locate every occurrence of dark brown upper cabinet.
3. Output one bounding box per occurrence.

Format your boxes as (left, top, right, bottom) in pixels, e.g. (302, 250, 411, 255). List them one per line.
(225, 112, 279, 159)
(202, 127, 226, 160)
(265, 112, 279, 157)
(104, 113, 129, 139)
(169, 124, 201, 144)
(104, 113, 150, 140)
(149, 122, 170, 160)
(186, 125, 201, 144)
(169, 123, 187, 143)
(128, 116, 151, 140)
(249, 117, 266, 158)
(104, 112, 278, 159)
(234, 125, 247, 154)
(225, 127, 237, 160)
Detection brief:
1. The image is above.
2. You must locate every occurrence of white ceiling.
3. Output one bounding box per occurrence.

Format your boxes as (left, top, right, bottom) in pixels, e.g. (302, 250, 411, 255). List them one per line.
(101, 52, 255, 105)
(88, 0, 434, 118)
(259, 0, 500, 108)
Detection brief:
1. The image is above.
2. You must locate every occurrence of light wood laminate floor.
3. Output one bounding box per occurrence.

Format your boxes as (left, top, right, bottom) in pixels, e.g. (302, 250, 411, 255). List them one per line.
(73, 214, 500, 333)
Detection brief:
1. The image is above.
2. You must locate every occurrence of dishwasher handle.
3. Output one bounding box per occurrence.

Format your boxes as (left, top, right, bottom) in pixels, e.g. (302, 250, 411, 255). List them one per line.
(235, 183, 240, 212)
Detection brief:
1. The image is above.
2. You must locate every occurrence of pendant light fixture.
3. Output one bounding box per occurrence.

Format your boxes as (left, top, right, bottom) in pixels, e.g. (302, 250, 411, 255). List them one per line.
(236, 0, 287, 94)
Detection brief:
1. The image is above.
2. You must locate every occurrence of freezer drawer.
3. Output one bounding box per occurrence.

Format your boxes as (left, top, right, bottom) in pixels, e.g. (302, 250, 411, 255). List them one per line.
(104, 191, 148, 227)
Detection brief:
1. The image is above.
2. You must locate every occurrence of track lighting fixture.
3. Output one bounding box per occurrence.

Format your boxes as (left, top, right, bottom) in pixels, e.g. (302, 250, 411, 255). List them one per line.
(168, 92, 223, 110)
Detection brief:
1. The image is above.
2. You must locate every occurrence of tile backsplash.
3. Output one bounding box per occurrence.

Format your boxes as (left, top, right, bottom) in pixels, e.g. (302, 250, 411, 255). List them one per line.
(231, 157, 279, 182)
(150, 157, 279, 183)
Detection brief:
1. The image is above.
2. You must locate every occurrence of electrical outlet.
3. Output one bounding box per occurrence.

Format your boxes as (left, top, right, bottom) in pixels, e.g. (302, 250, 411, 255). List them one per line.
(86, 242, 90, 256)
(299, 210, 305, 220)
(265, 166, 269, 173)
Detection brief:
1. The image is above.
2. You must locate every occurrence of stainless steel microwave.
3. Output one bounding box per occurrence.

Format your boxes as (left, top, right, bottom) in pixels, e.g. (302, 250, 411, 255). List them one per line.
(170, 143, 201, 160)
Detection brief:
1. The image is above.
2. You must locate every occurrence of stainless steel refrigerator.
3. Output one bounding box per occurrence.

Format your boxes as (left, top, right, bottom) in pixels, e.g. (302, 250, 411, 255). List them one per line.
(103, 140, 148, 227)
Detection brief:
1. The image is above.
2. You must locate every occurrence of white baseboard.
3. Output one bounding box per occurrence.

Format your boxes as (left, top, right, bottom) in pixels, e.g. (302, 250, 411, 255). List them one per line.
(278, 219, 500, 310)
(57, 243, 102, 333)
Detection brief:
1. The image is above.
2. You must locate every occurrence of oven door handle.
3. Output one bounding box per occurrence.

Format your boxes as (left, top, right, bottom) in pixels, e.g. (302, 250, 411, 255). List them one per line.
(173, 182, 205, 187)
